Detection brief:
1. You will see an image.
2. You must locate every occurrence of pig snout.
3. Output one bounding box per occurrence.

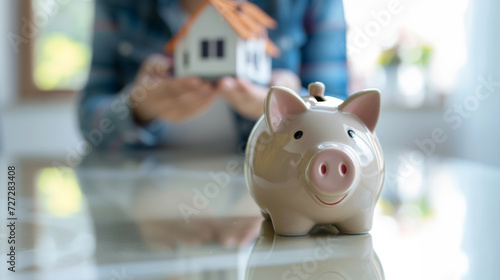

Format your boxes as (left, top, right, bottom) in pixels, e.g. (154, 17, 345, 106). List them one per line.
(308, 148, 357, 195)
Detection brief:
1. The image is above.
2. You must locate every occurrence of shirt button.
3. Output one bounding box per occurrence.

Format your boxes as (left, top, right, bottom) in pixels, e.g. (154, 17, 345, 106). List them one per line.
(118, 41, 134, 57)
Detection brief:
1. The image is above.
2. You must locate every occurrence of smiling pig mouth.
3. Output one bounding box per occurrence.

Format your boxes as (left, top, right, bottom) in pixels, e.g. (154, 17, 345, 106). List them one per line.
(315, 194, 348, 206)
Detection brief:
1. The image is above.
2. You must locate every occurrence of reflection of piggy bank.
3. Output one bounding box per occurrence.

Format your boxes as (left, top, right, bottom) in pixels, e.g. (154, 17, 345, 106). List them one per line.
(246, 221, 384, 279)
(244, 82, 384, 236)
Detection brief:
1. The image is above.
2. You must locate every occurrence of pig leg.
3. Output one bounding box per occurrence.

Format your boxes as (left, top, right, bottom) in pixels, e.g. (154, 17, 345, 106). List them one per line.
(270, 213, 315, 236)
(335, 212, 373, 234)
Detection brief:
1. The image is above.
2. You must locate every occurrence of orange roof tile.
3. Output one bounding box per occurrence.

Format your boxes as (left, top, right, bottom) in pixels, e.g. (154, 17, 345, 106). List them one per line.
(166, 0, 280, 57)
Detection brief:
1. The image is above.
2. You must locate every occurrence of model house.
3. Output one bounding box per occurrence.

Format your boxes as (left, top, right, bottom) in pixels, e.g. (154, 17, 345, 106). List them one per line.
(166, 0, 280, 85)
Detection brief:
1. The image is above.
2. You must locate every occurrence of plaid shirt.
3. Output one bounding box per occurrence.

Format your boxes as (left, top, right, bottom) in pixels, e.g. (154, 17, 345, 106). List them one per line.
(79, 0, 348, 150)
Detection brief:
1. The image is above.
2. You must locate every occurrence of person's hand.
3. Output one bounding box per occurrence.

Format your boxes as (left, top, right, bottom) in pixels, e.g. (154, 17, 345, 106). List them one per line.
(216, 77, 267, 120)
(268, 69, 302, 94)
(130, 54, 217, 124)
(216, 69, 302, 120)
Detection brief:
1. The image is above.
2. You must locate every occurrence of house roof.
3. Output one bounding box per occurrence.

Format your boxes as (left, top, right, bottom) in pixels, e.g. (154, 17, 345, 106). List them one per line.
(165, 0, 281, 57)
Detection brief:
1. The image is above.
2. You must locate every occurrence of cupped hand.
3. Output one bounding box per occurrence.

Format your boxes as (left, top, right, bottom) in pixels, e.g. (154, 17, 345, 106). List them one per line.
(216, 77, 267, 120)
(130, 54, 217, 124)
(216, 69, 302, 120)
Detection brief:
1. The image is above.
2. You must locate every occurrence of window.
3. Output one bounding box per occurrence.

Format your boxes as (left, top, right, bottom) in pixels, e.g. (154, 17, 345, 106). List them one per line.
(201, 40, 209, 58)
(216, 40, 224, 58)
(183, 51, 189, 68)
(254, 52, 259, 70)
(200, 38, 224, 59)
(17, 0, 94, 99)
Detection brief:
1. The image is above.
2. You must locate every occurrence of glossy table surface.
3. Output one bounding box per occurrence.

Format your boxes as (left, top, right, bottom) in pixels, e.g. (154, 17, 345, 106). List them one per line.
(1, 150, 499, 280)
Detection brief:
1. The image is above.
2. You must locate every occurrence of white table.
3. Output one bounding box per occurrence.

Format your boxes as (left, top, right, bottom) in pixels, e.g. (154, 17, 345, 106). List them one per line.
(1, 150, 499, 280)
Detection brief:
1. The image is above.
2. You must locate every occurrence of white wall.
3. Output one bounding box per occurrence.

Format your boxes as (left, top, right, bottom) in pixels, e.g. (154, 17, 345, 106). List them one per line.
(2, 101, 82, 157)
(236, 38, 271, 85)
(449, 0, 500, 167)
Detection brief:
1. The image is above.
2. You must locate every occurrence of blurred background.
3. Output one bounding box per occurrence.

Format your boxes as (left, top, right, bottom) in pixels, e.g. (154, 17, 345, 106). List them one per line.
(1, 1, 499, 279)
(1, 0, 498, 165)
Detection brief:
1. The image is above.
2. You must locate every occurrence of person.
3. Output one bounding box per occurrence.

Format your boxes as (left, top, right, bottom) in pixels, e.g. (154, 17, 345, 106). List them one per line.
(78, 0, 348, 151)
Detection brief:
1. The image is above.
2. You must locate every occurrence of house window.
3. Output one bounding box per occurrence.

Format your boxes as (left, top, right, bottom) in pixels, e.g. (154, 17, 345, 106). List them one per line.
(254, 52, 259, 70)
(201, 39, 224, 59)
(216, 40, 224, 58)
(201, 40, 210, 58)
(183, 51, 189, 68)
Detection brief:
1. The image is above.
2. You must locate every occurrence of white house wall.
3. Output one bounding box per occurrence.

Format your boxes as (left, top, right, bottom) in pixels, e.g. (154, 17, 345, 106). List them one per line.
(236, 38, 246, 80)
(236, 38, 271, 85)
(177, 5, 238, 80)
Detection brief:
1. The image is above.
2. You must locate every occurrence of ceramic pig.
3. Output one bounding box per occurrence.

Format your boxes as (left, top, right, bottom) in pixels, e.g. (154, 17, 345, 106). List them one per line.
(244, 82, 384, 236)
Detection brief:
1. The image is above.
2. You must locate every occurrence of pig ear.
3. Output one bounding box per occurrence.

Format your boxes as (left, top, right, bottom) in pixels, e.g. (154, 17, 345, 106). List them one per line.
(338, 89, 381, 132)
(264, 86, 309, 133)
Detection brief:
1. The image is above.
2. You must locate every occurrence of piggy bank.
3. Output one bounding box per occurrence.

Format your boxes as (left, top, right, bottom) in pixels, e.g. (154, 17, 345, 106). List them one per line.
(244, 82, 384, 236)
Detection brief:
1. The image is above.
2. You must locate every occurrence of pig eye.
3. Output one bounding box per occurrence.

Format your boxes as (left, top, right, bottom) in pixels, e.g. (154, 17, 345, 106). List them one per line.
(294, 130, 303, 139)
(348, 130, 356, 138)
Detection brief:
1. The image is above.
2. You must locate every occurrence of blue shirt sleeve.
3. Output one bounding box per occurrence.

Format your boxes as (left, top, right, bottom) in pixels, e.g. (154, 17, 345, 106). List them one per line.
(78, 0, 166, 151)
